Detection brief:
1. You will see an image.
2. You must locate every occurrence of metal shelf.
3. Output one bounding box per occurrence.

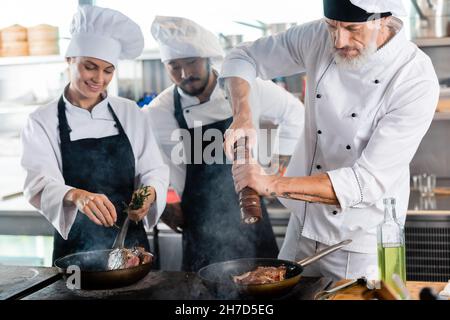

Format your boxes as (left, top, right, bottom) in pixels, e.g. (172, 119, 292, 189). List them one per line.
(413, 37, 450, 48)
(434, 112, 450, 121)
(0, 55, 65, 66)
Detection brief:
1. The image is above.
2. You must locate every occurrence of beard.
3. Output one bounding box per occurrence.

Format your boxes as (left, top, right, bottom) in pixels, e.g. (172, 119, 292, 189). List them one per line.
(332, 41, 377, 71)
(179, 63, 211, 97)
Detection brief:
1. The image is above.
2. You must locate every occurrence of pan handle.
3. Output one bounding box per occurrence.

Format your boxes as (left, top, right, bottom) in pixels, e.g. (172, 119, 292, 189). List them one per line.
(297, 239, 352, 268)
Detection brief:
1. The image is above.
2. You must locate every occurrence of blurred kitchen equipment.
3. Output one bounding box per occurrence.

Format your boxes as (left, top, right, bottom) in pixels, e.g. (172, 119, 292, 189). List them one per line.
(410, 0, 450, 38)
(198, 239, 351, 298)
(219, 33, 243, 49)
(0, 103, 39, 134)
(27, 24, 59, 56)
(417, 173, 437, 196)
(234, 20, 297, 36)
(314, 277, 367, 300)
(0, 24, 28, 57)
(377, 198, 407, 290)
(420, 286, 447, 299)
(0, 191, 23, 201)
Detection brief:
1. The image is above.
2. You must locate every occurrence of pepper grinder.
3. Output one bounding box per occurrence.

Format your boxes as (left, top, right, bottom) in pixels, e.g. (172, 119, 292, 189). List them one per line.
(234, 137, 262, 224)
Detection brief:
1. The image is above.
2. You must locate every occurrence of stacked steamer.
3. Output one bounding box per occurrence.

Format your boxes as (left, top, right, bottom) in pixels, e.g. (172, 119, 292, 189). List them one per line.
(27, 24, 59, 56)
(0, 24, 29, 57)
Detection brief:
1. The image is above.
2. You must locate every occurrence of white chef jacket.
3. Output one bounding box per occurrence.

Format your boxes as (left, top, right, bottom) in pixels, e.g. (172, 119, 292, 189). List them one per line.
(21, 92, 170, 240)
(220, 18, 440, 254)
(143, 76, 305, 197)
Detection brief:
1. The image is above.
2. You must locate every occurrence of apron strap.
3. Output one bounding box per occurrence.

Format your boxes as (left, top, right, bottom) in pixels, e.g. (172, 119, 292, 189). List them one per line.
(57, 96, 72, 144)
(107, 103, 126, 135)
(173, 87, 190, 131)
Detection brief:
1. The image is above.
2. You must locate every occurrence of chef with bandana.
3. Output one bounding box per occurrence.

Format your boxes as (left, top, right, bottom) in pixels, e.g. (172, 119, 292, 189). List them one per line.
(221, 0, 440, 280)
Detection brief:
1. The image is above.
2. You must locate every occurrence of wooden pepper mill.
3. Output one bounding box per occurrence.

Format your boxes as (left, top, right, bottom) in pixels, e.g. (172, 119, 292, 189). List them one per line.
(234, 137, 262, 224)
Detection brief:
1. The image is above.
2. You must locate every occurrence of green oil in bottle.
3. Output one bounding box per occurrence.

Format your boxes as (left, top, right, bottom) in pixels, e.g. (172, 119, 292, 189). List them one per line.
(377, 198, 407, 294)
(378, 243, 406, 288)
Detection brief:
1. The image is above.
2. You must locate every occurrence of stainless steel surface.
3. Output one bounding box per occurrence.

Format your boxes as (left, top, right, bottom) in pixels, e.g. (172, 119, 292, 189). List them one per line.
(219, 34, 243, 49)
(297, 239, 352, 267)
(410, 0, 450, 38)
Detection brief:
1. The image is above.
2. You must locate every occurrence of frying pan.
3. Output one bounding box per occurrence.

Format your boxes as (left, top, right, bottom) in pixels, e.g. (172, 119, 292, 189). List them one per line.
(54, 249, 153, 290)
(198, 239, 352, 298)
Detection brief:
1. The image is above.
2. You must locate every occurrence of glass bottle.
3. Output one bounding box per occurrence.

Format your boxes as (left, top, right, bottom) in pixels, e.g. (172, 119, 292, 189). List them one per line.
(377, 198, 407, 290)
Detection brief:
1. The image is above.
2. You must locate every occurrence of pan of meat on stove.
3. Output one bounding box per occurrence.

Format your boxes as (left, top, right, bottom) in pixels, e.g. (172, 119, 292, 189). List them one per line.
(197, 239, 352, 298)
(54, 247, 154, 290)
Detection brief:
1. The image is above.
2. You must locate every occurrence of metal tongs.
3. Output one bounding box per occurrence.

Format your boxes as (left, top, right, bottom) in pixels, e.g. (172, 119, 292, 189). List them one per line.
(112, 217, 130, 249)
(314, 277, 367, 300)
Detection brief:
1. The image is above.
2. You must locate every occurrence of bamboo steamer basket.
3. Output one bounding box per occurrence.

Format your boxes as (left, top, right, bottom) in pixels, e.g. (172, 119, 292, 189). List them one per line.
(1, 24, 27, 42)
(1, 40, 29, 57)
(27, 24, 59, 56)
(0, 24, 28, 56)
(28, 41, 59, 56)
(27, 24, 59, 42)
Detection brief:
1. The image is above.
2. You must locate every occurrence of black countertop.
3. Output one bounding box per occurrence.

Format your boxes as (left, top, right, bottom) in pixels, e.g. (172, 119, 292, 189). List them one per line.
(0, 265, 331, 300)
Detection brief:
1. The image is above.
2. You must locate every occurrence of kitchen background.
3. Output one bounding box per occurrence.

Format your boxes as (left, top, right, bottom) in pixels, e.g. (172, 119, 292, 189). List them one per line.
(0, 0, 449, 281)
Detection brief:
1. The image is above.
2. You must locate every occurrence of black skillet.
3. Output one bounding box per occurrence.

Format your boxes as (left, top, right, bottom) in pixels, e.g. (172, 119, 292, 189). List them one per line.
(198, 239, 352, 298)
(54, 249, 153, 290)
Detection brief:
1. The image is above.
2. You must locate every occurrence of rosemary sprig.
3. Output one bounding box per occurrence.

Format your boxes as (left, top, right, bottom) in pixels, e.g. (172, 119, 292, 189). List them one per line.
(126, 185, 152, 211)
(113, 185, 152, 228)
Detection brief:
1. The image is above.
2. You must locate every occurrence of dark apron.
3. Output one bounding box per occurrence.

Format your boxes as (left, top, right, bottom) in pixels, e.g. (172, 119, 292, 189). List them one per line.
(53, 96, 150, 263)
(173, 88, 279, 272)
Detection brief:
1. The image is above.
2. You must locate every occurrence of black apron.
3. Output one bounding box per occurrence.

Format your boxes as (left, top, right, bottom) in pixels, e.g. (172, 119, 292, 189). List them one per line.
(53, 96, 150, 263)
(173, 88, 279, 272)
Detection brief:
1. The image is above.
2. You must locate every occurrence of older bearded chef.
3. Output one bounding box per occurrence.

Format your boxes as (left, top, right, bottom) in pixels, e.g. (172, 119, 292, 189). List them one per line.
(222, 0, 440, 280)
(145, 16, 305, 271)
(21, 5, 169, 262)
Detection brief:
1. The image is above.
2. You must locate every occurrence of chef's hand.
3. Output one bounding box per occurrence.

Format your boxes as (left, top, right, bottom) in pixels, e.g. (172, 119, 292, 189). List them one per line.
(232, 154, 279, 197)
(160, 202, 184, 233)
(127, 186, 156, 222)
(64, 189, 117, 227)
(224, 112, 258, 161)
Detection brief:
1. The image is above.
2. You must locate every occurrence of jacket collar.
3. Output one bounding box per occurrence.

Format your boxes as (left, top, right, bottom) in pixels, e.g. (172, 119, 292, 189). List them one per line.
(63, 85, 111, 120)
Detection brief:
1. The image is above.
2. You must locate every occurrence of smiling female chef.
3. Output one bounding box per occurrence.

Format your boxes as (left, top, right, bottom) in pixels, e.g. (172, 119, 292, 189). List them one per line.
(20, 5, 169, 262)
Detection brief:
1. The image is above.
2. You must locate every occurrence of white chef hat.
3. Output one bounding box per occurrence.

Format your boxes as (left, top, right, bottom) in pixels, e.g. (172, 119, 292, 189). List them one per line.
(323, 0, 406, 22)
(151, 16, 225, 64)
(65, 5, 144, 67)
